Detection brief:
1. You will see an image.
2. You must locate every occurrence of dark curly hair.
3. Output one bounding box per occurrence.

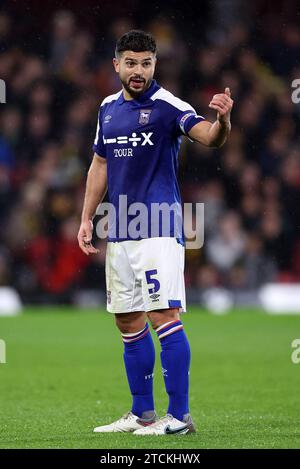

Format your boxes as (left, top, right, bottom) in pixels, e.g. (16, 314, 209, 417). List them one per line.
(115, 30, 157, 57)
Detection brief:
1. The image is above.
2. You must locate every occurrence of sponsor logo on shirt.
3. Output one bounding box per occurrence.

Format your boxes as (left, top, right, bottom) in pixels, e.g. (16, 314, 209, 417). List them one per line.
(103, 132, 154, 147)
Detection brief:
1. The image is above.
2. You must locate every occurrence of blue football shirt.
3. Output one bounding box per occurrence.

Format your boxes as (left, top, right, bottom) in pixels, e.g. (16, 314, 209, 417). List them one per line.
(93, 79, 205, 242)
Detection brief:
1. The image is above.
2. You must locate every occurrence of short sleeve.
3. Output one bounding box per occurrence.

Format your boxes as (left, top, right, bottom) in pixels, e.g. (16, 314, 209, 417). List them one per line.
(92, 108, 106, 158)
(175, 109, 206, 139)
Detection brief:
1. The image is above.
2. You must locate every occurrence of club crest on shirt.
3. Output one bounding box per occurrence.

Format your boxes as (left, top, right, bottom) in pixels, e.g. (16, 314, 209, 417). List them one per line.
(139, 109, 152, 125)
(150, 293, 160, 302)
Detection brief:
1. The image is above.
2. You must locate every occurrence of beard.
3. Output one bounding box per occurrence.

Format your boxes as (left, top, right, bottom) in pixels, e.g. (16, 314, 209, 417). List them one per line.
(121, 76, 152, 99)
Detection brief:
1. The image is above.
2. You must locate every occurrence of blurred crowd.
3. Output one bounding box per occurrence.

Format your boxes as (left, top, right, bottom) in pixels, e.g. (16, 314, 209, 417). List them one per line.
(0, 3, 300, 304)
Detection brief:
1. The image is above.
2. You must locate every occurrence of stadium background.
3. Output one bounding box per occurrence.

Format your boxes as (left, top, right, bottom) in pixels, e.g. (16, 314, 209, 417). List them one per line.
(1, 0, 300, 451)
(1, 0, 300, 307)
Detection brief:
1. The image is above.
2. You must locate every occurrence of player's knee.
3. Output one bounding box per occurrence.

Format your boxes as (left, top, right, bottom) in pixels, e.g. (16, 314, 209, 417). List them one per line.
(147, 308, 180, 330)
(114, 311, 146, 334)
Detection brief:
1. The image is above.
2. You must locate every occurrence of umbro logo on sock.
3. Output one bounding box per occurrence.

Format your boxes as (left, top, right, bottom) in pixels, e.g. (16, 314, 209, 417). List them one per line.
(144, 373, 154, 380)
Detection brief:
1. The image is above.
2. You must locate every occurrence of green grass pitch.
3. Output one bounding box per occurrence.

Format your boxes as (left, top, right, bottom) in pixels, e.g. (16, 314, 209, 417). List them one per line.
(0, 307, 300, 449)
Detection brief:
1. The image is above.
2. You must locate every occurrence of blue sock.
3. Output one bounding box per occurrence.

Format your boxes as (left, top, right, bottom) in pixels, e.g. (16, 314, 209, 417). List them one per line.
(156, 320, 191, 421)
(122, 323, 155, 417)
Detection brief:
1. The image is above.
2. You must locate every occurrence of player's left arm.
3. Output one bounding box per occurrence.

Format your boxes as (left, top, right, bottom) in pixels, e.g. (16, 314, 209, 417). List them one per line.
(188, 87, 233, 148)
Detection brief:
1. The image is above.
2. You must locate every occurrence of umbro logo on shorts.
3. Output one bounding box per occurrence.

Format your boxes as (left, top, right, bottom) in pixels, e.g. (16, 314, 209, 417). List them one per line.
(150, 293, 160, 302)
(103, 132, 154, 147)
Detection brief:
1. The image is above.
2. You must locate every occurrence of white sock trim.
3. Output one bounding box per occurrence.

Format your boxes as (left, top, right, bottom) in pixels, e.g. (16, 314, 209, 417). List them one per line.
(122, 325, 147, 338)
(155, 320, 178, 333)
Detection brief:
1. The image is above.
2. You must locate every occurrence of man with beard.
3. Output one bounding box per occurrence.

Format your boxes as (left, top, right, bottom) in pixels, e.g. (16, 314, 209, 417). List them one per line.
(78, 30, 233, 435)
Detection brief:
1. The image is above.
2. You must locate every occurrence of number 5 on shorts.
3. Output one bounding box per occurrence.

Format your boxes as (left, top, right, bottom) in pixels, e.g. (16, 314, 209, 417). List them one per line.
(145, 269, 161, 294)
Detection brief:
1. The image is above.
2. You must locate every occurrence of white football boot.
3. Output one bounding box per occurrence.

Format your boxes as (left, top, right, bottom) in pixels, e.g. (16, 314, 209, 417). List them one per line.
(93, 410, 157, 433)
(133, 413, 196, 435)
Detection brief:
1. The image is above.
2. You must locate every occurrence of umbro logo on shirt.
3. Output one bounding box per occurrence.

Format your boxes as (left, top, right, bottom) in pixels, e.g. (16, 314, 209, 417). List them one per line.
(104, 115, 112, 123)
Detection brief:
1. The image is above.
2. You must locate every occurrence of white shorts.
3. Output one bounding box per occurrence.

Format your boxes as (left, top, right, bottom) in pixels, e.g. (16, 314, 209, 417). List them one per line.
(105, 237, 186, 314)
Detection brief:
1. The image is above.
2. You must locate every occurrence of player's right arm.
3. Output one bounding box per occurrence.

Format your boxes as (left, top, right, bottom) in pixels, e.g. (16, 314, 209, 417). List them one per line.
(78, 153, 107, 255)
